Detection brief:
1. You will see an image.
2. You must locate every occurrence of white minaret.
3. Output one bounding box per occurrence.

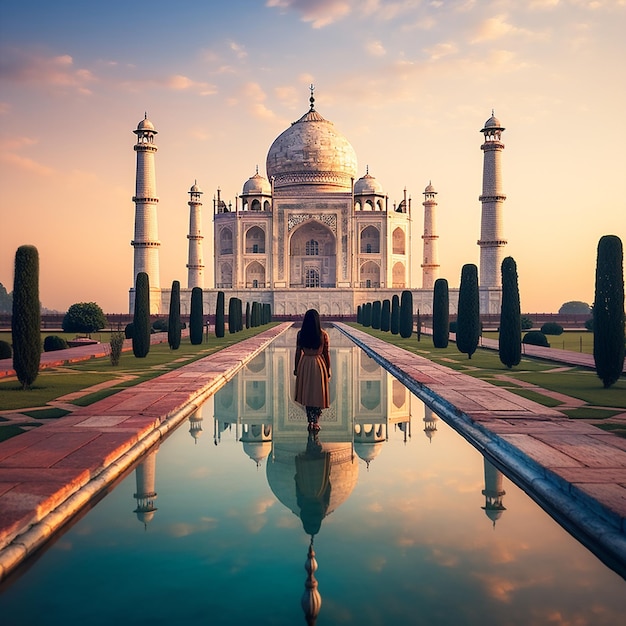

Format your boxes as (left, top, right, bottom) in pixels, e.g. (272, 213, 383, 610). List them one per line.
(186, 181, 204, 289)
(421, 182, 440, 290)
(478, 112, 507, 288)
(131, 114, 160, 310)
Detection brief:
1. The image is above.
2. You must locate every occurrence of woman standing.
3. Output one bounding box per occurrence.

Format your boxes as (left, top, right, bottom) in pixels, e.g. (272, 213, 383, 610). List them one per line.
(294, 309, 331, 432)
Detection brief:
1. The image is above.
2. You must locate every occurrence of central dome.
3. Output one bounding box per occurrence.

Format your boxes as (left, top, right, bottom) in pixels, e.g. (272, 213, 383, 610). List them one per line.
(266, 104, 358, 192)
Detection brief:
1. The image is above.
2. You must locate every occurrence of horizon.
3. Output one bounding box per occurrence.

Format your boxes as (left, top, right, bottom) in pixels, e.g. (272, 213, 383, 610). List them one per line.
(1, 1, 624, 315)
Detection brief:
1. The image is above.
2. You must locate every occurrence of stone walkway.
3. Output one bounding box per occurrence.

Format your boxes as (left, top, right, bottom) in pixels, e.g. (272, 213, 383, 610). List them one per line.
(1, 322, 625, 584)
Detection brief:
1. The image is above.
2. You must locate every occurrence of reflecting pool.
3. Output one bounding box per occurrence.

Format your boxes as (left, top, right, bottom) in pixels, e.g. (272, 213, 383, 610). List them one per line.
(0, 328, 625, 625)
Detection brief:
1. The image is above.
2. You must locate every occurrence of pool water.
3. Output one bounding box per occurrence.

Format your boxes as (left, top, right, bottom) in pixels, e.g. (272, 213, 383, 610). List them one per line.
(0, 328, 624, 625)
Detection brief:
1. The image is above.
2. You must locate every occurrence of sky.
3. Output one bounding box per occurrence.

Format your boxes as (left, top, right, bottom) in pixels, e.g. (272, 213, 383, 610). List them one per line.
(0, 0, 624, 314)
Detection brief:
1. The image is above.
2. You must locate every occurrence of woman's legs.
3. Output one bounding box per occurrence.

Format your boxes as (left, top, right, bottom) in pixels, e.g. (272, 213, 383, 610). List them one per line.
(306, 406, 322, 431)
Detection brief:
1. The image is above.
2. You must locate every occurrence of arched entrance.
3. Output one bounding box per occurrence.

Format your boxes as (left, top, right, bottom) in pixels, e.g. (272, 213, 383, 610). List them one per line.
(289, 221, 336, 287)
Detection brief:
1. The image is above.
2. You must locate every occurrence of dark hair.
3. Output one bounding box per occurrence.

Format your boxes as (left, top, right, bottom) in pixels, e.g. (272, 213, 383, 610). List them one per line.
(299, 309, 322, 349)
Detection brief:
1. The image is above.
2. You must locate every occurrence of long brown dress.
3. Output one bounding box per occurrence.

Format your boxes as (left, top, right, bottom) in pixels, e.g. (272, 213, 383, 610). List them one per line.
(294, 329, 331, 410)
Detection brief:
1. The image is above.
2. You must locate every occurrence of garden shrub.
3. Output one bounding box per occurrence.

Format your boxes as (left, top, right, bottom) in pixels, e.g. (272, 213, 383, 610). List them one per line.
(109, 331, 125, 366)
(0, 340, 12, 359)
(523, 331, 550, 347)
(43, 335, 69, 352)
(541, 322, 564, 335)
(521, 316, 533, 330)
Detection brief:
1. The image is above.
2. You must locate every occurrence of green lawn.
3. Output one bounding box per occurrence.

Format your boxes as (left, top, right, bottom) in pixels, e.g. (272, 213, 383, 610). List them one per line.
(0, 325, 279, 412)
(483, 330, 594, 354)
(350, 324, 626, 414)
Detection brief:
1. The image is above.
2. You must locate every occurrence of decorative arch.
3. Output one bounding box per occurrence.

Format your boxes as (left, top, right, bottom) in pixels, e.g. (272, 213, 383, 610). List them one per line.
(219, 262, 232, 288)
(220, 228, 233, 255)
(250, 199, 261, 211)
(289, 220, 336, 288)
(392, 262, 405, 288)
(246, 261, 265, 288)
(360, 225, 380, 253)
(392, 227, 405, 255)
(392, 379, 406, 408)
(245, 226, 265, 253)
(360, 261, 380, 288)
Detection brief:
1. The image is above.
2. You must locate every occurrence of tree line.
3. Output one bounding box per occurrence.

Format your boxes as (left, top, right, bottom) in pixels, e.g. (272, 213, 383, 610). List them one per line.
(5, 236, 624, 389)
(355, 236, 624, 389)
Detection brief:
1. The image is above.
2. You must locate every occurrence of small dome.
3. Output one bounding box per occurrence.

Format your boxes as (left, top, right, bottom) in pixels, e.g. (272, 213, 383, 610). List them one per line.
(136, 114, 157, 133)
(424, 182, 436, 194)
(482, 111, 504, 131)
(242, 170, 271, 195)
(354, 169, 383, 195)
(190, 182, 202, 194)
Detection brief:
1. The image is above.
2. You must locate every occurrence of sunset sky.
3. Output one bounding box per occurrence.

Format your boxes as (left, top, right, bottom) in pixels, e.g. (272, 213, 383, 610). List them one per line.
(1, 0, 624, 314)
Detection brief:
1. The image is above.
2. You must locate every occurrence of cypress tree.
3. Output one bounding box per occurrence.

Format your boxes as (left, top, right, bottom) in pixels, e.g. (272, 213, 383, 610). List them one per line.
(456, 264, 480, 359)
(12, 245, 41, 389)
(245, 301, 250, 329)
(132, 272, 151, 358)
(499, 257, 522, 368)
(593, 235, 625, 388)
(190, 287, 203, 344)
(356, 305, 362, 324)
(237, 298, 244, 331)
(390, 294, 400, 335)
(267, 302, 272, 324)
(215, 291, 225, 338)
(228, 297, 237, 334)
(399, 290, 413, 338)
(251, 301, 258, 327)
(432, 278, 449, 348)
(168, 280, 181, 350)
(380, 299, 391, 332)
(363, 302, 372, 327)
(416, 308, 422, 342)
(371, 300, 382, 329)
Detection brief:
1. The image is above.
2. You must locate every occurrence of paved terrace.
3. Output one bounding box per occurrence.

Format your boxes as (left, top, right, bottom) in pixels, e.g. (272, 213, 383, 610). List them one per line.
(1, 322, 625, 583)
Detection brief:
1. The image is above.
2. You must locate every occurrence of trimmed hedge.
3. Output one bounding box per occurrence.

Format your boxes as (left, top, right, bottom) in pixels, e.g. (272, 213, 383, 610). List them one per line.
(523, 331, 550, 347)
(43, 335, 69, 352)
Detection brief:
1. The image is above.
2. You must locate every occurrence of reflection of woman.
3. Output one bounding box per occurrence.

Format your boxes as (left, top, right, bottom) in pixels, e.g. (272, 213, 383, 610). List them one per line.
(294, 309, 331, 432)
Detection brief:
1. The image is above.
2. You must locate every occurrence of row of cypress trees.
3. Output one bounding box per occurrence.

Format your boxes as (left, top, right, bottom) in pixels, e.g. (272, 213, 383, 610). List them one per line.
(357, 290, 414, 338)
(215, 292, 272, 338)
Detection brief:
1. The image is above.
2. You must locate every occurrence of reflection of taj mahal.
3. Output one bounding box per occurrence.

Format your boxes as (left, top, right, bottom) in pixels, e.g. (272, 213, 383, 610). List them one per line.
(130, 88, 507, 315)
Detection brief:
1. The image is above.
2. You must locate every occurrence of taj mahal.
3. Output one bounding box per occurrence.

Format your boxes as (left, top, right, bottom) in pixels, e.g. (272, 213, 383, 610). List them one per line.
(130, 88, 507, 316)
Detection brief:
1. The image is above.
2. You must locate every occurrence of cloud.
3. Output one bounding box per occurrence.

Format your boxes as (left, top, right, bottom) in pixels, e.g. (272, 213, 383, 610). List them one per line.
(239, 81, 279, 120)
(266, 0, 352, 28)
(470, 14, 541, 44)
(424, 42, 458, 60)
(366, 40, 387, 57)
(0, 136, 54, 176)
(0, 49, 96, 94)
(165, 74, 217, 95)
(228, 40, 248, 59)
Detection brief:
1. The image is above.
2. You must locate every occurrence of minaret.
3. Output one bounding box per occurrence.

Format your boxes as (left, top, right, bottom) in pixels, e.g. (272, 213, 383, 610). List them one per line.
(186, 181, 204, 289)
(133, 448, 159, 528)
(481, 458, 506, 527)
(421, 182, 440, 290)
(131, 113, 160, 311)
(478, 111, 507, 288)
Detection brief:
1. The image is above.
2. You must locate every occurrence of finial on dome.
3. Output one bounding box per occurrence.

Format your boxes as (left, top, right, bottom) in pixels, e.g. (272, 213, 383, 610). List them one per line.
(144, 112, 148, 120)
(309, 84, 315, 111)
(492, 108, 495, 116)
(366, 165, 369, 175)
(255, 164, 259, 175)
